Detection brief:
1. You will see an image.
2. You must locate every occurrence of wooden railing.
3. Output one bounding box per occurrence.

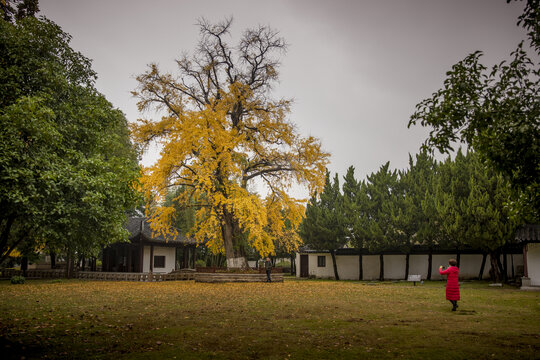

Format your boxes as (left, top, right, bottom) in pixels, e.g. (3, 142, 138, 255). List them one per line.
(77, 271, 195, 281)
(195, 266, 285, 273)
(0, 269, 195, 281)
(194, 272, 284, 283)
(1, 269, 284, 282)
(1, 269, 65, 279)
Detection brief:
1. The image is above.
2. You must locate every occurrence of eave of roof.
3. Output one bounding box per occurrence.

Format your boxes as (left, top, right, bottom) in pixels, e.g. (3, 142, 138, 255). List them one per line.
(126, 216, 197, 246)
(515, 224, 540, 243)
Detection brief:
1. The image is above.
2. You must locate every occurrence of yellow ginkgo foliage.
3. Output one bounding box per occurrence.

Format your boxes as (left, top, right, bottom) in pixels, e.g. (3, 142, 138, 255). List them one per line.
(131, 18, 329, 268)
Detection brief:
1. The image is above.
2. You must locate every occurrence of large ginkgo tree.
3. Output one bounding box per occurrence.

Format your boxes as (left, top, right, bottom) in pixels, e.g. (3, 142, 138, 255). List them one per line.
(131, 18, 329, 268)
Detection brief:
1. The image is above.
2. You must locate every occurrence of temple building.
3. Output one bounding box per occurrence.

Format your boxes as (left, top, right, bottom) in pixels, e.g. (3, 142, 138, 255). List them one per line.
(102, 216, 198, 273)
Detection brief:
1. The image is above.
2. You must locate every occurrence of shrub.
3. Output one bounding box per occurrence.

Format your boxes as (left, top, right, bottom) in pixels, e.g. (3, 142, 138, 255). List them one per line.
(10, 276, 25, 284)
(195, 259, 207, 268)
(275, 261, 291, 268)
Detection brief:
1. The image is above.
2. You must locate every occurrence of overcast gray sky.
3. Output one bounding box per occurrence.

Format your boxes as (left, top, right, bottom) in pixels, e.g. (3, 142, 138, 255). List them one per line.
(40, 0, 529, 195)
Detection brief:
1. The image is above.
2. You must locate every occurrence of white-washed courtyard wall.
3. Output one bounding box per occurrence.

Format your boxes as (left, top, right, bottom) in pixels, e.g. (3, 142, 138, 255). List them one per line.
(336, 255, 359, 280)
(384, 255, 407, 280)
(527, 243, 540, 286)
(362, 255, 380, 280)
(297, 252, 524, 281)
(409, 255, 429, 279)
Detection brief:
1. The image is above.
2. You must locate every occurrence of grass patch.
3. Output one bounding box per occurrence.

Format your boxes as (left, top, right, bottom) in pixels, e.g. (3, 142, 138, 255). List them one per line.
(0, 278, 538, 359)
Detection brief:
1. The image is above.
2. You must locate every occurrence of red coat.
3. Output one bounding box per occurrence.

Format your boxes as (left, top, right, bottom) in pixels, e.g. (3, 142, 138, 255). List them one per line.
(439, 266, 460, 300)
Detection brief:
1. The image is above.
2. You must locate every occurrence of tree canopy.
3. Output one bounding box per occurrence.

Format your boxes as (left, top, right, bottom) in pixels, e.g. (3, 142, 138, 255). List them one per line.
(131, 18, 329, 268)
(408, 1, 539, 222)
(0, 9, 140, 265)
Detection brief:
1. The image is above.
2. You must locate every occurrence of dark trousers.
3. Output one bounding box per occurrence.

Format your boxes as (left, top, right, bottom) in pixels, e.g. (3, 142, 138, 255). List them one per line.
(266, 269, 272, 282)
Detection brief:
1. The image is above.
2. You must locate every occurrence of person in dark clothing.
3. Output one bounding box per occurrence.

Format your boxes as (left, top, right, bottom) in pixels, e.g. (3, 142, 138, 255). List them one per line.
(265, 257, 272, 282)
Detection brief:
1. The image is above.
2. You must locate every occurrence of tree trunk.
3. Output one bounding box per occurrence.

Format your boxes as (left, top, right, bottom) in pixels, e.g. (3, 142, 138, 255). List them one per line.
(496, 254, 504, 280)
(50, 252, 56, 269)
(404, 253, 410, 280)
(456, 250, 461, 268)
(21, 256, 28, 277)
(427, 249, 433, 280)
(478, 253, 487, 280)
(221, 210, 249, 269)
(0, 215, 16, 258)
(330, 249, 339, 280)
(358, 251, 363, 281)
(149, 244, 154, 272)
(502, 251, 508, 283)
(65, 249, 75, 279)
(489, 251, 502, 283)
(511, 254, 515, 279)
(379, 254, 384, 281)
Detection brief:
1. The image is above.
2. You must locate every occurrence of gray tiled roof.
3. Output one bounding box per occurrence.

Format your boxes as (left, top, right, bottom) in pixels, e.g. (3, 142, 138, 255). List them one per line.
(126, 217, 197, 245)
(515, 224, 540, 243)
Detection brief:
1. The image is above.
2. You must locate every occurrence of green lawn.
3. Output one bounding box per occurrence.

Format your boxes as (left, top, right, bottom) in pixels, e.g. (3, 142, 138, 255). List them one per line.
(0, 278, 538, 359)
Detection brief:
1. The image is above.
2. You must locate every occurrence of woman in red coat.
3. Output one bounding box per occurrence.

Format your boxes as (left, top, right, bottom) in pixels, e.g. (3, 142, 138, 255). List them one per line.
(439, 259, 460, 311)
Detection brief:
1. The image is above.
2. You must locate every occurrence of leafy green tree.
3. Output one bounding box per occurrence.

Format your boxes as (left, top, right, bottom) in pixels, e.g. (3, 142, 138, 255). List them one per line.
(409, 2, 539, 222)
(1, 0, 39, 23)
(299, 171, 347, 280)
(0, 12, 140, 269)
(512, 0, 540, 51)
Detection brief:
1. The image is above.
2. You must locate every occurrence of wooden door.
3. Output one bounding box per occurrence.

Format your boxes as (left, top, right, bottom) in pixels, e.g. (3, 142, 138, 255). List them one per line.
(300, 254, 309, 277)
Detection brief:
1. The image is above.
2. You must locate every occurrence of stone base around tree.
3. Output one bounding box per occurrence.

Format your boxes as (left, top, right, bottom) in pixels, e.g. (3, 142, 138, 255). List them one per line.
(194, 272, 283, 283)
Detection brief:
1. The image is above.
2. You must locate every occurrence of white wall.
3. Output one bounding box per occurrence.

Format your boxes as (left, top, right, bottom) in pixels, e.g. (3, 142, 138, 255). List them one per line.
(297, 251, 525, 281)
(362, 255, 380, 280)
(409, 255, 428, 278)
(527, 243, 540, 286)
(143, 246, 176, 273)
(337, 255, 359, 280)
(384, 255, 406, 280)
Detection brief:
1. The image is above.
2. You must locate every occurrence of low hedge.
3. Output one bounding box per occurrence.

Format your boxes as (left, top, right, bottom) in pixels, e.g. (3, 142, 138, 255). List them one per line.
(10, 275, 25, 284)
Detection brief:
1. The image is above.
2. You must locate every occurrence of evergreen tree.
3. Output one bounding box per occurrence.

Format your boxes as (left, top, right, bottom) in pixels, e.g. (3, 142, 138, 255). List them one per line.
(361, 162, 400, 280)
(397, 150, 438, 279)
(463, 153, 517, 282)
(342, 166, 369, 280)
(299, 171, 347, 280)
(433, 150, 517, 282)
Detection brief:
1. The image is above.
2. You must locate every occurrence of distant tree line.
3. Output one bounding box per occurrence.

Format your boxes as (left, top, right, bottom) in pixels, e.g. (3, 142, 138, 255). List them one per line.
(300, 150, 522, 283)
